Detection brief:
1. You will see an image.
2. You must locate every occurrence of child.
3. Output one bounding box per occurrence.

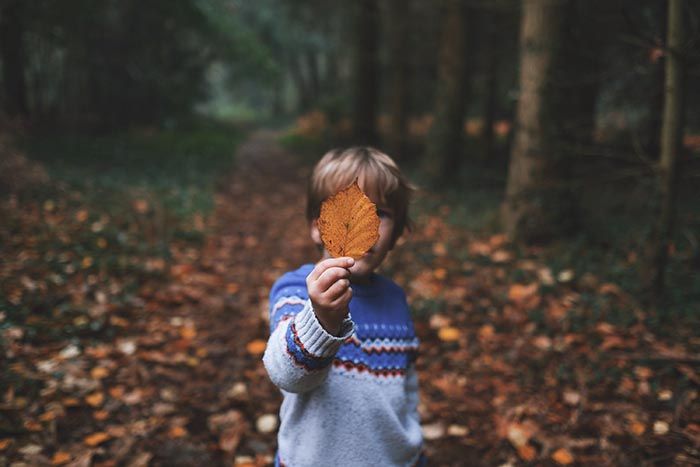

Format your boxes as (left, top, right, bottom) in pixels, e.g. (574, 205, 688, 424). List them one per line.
(263, 147, 425, 466)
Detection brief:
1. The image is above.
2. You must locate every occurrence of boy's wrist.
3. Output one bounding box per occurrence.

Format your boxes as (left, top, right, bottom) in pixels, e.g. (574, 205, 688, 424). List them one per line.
(316, 313, 344, 336)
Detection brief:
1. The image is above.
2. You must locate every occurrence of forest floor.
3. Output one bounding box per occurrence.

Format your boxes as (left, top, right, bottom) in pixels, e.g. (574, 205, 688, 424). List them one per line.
(1, 129, 700, 466)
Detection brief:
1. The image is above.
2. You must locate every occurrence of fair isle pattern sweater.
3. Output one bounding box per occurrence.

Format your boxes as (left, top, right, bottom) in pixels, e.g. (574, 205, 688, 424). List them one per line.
(263, 264, 423, 467)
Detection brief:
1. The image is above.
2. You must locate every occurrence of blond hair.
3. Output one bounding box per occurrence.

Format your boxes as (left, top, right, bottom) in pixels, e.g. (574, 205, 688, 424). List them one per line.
(307, 147, 415, 243)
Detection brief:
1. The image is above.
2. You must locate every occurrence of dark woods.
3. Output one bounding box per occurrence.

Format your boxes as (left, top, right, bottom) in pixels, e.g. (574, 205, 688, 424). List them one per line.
(1, 0, 698, 300)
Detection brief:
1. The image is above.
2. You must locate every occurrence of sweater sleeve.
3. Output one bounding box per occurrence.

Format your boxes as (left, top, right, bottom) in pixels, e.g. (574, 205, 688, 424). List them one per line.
(263, 295, 354, 393)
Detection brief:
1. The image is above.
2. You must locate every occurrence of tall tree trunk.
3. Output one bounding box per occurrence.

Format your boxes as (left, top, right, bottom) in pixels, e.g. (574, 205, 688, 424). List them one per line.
(386, 0, 412, 162)
(649, 0, 685, 301)
(0, 0, 29, 117)
(426, 0, 470, 181)
(352, 0, 380, 145)
(481, 10, 500, 161)
(502, 0, 574, 242)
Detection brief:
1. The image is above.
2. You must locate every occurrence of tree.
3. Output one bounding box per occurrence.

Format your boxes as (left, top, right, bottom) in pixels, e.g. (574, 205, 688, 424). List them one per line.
(502, 0, 576, 242)
(426, 0, 470, 181)
(0, 0, 29, 117)
(352, 0, 380, 145)
(648, 0, 686, 301)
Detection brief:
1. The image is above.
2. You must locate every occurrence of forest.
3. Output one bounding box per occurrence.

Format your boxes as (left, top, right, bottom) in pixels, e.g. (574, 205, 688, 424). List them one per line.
(1, 0, 699, 465)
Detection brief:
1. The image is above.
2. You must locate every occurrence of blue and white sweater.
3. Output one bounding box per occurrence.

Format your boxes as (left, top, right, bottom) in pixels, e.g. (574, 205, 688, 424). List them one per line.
(263, 264, 423, 467)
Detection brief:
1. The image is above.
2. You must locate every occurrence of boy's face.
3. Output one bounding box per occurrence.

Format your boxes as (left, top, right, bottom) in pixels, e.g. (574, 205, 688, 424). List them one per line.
(311, 190, 396, 284)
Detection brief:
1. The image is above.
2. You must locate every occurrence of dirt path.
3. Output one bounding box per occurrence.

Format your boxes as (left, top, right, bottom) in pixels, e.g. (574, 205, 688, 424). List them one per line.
(134, 130, 320, 465)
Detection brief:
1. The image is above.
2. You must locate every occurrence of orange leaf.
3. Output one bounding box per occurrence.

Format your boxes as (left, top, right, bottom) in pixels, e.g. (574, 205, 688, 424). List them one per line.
(0, 439, 11, 450)
(93, 410, 109, 421)
(246, 339, 267, 355)
(84, 432, 110, 446)
(629, 421, 646, 436)
(438, 327, 461, 342)
(169, 426, 187, 438)
(318, 181, 380, 259)
(51, 451, 72, 465)
(551, 448, 574, 465)
(85, 392, 104, 407)
(90, 366, 109, 380)
(517, 443, 537, 461)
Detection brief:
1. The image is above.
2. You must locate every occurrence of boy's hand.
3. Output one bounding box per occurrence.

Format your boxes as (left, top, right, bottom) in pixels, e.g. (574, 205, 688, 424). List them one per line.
(306, 257, 354, 336)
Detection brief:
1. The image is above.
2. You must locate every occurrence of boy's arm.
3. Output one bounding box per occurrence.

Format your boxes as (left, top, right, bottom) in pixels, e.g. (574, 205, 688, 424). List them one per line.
(263, 298, 353, 393)
(263, 258, 355, 393)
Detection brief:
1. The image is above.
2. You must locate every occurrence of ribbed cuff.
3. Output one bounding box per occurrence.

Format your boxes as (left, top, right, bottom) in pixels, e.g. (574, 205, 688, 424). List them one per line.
(294, 300, 354, 358)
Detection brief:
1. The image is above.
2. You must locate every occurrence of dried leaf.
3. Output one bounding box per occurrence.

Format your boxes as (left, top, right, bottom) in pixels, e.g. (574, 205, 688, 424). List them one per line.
(168, 426, 187, 438)
(438, 327, 461, 342)
(255, 414, 278, 434)
(85, 392, 104, 407)
(551, 448, 574, 465)
(84, 431, 110, 446)
(246, 339, 267, 355)
(517, 443, 537, 461)
(318, 181, 380, 259)
(51, 451, 72, 465)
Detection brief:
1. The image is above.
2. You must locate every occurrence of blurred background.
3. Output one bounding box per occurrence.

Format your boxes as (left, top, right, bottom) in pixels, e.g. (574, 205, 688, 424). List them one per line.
(1, 0, 699, 465)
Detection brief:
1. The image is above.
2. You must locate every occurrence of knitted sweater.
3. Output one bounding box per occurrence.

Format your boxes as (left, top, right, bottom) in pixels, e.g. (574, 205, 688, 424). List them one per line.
(263, 264, 423, 467)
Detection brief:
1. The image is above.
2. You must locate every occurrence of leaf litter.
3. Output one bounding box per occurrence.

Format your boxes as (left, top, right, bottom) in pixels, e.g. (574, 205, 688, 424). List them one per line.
(1, 132, 699, 466)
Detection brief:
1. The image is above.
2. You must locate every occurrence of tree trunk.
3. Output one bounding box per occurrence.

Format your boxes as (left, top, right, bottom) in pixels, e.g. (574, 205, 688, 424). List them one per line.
(386, 0, 412, 162)
(481, 10, 500, 161)
(0, 0, 29, 117)
(352, 0, 380, 145)
(649, 0, 685, 302)
(502, 0, 574, 242)
(426, 0, 470, 181)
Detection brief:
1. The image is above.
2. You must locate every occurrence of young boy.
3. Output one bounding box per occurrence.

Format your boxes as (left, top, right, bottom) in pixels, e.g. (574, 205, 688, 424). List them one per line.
(263, 147, 425, 466)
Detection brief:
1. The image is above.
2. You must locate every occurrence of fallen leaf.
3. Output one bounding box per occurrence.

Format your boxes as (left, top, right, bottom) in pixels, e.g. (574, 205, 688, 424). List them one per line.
(653, 420, 670, 435)
(0, 439, 11, 450)
(508, 283, 540, 308)
(90, 367, 109, 379)
(438, 327, 461, 342)
(168, 426, 187, 438)
(256, 414, 278, 433)
(629, 421, 646, 436)
(447, 424, 469, 437)
(422, 422, 446, 440)
(318, 181, 380, 259)
(220, 426, 243, 453)
(551, 448, 574, 465)
(84, 432, 110, 446)
(246, 339, 267, 355)
(85, 392, 104, 407)
(51, 451, 72, 465)
(517, 443, 537, 461)
(93, 410, 109, 421)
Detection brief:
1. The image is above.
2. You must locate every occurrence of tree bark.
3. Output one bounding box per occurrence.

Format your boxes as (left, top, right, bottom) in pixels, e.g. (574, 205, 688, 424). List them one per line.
(426, 0, 470, 181)
(502, 0, 575, 243)
(0, 0, 29, 117)
(649, 0, 685, 302)
(481, 10, 500, 161)
(352, 0, 380, 145)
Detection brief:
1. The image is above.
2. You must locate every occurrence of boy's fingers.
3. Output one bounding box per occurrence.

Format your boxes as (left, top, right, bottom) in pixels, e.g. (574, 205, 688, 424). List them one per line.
(308, 257, 355, 281)
(323, 278, 350, 302)
(329, 287, 352, 309)
(316, 267, 350, 292)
